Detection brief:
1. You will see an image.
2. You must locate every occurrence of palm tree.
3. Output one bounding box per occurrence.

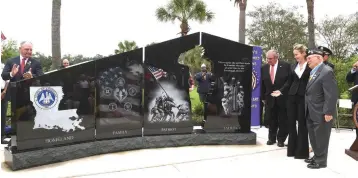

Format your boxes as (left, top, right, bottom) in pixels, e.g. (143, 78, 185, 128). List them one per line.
(155, 0, 214, 36)
(306, 0, 315, 48)
(51, 0, 61, 70)
(231, 0, 247, 44)
(114, 40, 138, 54)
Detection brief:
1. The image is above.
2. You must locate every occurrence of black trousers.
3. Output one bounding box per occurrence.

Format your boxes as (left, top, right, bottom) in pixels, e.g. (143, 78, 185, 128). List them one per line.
(287, 95, 309, 159)
(267, 101, 288, 143)
(356, 128, 358, 138)
(307, 111, 333, 166)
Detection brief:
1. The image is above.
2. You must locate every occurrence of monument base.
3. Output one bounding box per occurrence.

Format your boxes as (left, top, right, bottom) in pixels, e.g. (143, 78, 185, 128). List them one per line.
(4, 132, 256, 171)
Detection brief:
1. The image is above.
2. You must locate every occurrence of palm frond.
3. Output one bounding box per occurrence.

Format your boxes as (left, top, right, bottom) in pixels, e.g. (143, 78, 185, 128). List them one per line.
(156, 7, 173, 22)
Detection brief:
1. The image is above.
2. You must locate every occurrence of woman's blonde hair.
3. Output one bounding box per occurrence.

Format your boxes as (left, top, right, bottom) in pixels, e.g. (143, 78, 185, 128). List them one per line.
(293, 44, 307, 54)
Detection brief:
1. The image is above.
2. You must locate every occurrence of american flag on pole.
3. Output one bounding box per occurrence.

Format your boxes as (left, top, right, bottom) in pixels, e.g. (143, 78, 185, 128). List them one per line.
(1, 31, 6, 41)
(148, 66, 167, 80)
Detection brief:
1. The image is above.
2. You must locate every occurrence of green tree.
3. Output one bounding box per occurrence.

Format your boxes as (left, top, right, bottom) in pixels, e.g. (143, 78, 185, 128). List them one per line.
(306, 0, 315, 48)
(114, 40, 138, 54)
(178, 45, 211, 75)
(231, 0, 247, 43)
(33, 52, 52, 72)
(155, 0, 214, 36)
(51, 0, 62, 70)
(246, 3, 307, 61)
(316, 14, 358, 59)
(1, 40, 18, 62)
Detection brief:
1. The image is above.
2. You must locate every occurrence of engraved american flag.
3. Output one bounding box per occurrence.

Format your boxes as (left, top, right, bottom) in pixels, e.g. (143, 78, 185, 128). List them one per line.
(148, 66, 167, 80)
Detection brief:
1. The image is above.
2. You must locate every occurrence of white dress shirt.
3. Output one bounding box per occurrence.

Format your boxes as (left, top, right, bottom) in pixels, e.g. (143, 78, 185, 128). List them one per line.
(294, 62, 307, 79)
(270, 61, 278, 81)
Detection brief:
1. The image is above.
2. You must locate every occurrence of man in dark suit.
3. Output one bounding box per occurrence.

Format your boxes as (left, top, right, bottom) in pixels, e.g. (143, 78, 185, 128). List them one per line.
(318, 46, 334, 70)
(1, 41, 43, 142)
(1, 41, 43, 82)
(345, 60, 358, 137)
(261, 50, 291, 147)
(304, 48, 338, 169)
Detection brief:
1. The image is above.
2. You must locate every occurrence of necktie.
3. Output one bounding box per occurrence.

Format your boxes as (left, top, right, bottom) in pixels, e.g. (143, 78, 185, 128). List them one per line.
(20, 58, 26, 74)
(270, 65, 275, 84)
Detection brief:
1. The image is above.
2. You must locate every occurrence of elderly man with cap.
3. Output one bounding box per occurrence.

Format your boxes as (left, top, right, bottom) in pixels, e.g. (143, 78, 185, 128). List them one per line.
(304, 48, 338, 169)
(317, 46, 334, 70)
(195, 64, 212, 102)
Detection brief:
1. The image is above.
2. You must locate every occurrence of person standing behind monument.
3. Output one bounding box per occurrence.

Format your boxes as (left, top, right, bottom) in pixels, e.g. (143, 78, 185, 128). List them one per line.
(261, 50, 291, 147)
(345, 60, 358, 137)
(286, 44, 311, 159)
(62, 59, 70, 68)
(195, 64, 212, 102)
(318, 46, 334, 70)
(304, 48, 338, 169)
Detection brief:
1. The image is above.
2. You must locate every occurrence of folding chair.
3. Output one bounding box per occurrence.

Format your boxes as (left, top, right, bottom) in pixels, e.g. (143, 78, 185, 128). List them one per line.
(336, 99, 354, 133)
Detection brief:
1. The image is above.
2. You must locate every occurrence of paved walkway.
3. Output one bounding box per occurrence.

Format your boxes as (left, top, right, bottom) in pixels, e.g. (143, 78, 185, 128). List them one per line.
(1, 128, 357, 178)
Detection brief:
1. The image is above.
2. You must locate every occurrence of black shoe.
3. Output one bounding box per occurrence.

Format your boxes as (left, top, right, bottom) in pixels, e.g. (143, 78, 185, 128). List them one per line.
(304, 157, 315, 164)
(277, 142, 284, 147)
(307, 162, 327, 169)
(267, 140, 276, 145)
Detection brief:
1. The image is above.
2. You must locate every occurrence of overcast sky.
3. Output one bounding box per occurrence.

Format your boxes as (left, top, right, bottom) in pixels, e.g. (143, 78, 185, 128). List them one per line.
(1, 0, 357, 57)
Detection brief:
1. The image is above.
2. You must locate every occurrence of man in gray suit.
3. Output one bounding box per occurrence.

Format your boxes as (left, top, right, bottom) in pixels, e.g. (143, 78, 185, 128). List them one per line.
(304, 48, 338, 169)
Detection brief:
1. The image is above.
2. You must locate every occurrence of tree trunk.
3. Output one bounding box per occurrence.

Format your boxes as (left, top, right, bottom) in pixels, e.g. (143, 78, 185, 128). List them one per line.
(238, 0, 247, 44)
(51, 0, 61, 70)
(180, 21, 189, 36)
(306, 0, 315, 48)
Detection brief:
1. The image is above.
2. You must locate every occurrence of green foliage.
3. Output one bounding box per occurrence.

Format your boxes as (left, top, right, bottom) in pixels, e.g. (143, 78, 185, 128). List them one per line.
(1, 40, 18, 62)
(155, 0, 214, 36)
(178, 45, 211, 75)
(316, 13, 358, 59)
(331, 55, 358, 96)
(189, 87, 204, 124)
(114, 40, 138, 54)
(247, 3, 307, 62)
(32, 52, 53, 72)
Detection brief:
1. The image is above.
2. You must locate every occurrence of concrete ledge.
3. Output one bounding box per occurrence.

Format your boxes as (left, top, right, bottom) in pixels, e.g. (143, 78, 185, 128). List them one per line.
(4, 132, 256, 171)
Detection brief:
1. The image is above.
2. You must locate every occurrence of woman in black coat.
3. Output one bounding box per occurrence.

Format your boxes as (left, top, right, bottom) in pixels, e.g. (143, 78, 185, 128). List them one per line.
(286, 44, 311, 159)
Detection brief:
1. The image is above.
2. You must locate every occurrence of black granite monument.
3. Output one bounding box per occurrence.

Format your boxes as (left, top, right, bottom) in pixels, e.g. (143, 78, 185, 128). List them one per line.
(9, 61, 96, 151)
(95, 49, 144, 139)
(4, 32, 256, 171)
(143, 33, 199, 136)
(201, 33, 253, 133)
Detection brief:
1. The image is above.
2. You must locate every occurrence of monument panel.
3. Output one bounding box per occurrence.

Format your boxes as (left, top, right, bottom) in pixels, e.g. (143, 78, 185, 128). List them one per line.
(201, 33, 253, 133)
(95, 49, 144, 139)
(143, 33, 200, 135)
(11, 61, 96, 151)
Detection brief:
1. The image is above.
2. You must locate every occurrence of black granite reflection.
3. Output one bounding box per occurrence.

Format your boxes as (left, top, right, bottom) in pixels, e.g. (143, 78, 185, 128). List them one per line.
(143, 33, 200, 135)
(10, 61, 96, 151)
(95, 48, 143, 139)
(201, 33, 253, 133)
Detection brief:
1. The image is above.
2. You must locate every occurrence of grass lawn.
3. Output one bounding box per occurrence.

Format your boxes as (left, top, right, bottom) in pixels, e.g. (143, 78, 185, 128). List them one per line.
(189, 87, 200, 107)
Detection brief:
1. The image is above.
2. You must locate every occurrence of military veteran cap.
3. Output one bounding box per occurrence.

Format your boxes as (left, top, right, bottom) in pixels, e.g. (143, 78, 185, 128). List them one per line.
(306, 48, 324, 57)
(317, 46, 333, 55)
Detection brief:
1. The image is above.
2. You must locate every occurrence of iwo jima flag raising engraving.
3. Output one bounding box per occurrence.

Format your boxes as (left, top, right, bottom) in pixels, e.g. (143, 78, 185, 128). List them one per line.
(146, 65, 190, 123)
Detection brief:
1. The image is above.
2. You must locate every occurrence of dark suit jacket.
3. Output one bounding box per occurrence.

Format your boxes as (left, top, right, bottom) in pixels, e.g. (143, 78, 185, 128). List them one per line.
(1, 56, 43, 82)
(305, 64, 338, 120)
(287, 63, 311, 96)
(346, 69, 358, 104)
(261, 60, 291, 108)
